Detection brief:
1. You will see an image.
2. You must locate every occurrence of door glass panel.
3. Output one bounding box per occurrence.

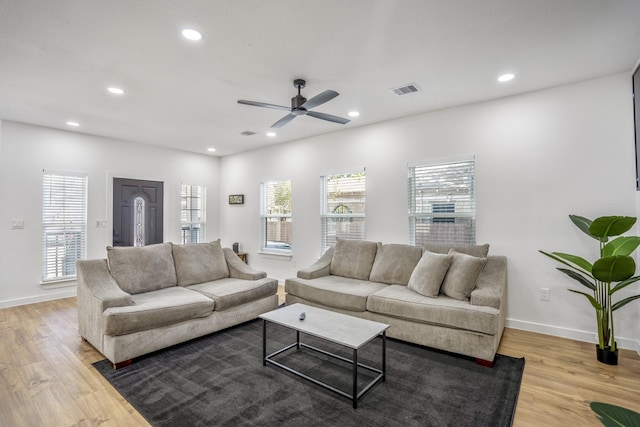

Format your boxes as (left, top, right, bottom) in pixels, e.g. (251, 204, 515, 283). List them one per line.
(134, 196, 145, 247)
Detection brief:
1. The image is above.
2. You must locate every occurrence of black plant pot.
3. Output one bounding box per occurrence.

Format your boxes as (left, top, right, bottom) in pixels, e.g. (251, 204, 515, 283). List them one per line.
(596, 344, 619, 365)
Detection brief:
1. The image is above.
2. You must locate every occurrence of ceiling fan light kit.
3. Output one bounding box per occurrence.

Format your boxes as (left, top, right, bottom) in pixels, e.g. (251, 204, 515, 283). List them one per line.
(238, 79, 350, 128)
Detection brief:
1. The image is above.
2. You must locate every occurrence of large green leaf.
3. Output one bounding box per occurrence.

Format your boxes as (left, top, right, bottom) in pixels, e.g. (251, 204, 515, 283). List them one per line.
(568, 289, 602, 310)
(557, 268, 596, 290)
(590, 401, 640, 427)
(611, 276, 640, 294)
(612, 295, 640, 312)
(603, 236, 640, 257)
(592, 256, 636, 282)
(539, 251, 592, 274)
(589, 216, 636, 238)
(570, 215, 596, 238)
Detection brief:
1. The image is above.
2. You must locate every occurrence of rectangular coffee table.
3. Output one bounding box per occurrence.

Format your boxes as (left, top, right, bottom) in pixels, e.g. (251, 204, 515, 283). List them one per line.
(259, 303, 389, 408)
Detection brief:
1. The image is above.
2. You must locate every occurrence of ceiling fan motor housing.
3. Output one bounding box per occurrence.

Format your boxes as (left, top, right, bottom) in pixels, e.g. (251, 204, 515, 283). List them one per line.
(291, 95, 308, 115)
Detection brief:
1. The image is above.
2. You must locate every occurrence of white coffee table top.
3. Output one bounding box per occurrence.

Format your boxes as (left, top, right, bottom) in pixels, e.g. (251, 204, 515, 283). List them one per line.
(259, 303, 389, 349)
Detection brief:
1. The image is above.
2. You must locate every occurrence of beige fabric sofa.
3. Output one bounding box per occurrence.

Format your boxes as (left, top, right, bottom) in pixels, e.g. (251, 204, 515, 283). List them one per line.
(285, 239, 507, 364)
(77, 241, 278, 366)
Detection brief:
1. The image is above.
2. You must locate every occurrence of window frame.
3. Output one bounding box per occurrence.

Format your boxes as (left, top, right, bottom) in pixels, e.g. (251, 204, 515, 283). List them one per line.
(408, 157, 476, 246)
(180, 184, 206, 244)
(320, 170, 366, 253)
(42, 170, 88, 283)
(260, 179, 292, 254)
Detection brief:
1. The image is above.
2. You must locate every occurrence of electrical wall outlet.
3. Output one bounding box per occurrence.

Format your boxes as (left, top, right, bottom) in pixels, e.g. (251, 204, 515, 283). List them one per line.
(540, 288, 550, 301)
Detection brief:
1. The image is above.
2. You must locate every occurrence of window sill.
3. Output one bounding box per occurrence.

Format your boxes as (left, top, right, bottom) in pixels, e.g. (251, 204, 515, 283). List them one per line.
(41, 279, 77, 290)
(258, 251, 293, 260)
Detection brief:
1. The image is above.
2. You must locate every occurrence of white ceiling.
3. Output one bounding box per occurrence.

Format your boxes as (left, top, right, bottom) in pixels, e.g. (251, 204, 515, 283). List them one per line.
(1, 0, 640, 157)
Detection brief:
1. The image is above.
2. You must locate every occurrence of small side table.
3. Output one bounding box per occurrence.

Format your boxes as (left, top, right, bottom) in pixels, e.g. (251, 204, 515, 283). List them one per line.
(236, 252, 248, 264)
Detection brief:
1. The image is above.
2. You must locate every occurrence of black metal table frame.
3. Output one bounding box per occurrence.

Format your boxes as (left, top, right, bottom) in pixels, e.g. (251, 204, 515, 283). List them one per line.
(262, 319, 386, 409)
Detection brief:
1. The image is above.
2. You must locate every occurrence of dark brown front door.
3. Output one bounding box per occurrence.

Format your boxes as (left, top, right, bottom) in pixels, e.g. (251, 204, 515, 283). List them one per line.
(113, 178, 164, 246)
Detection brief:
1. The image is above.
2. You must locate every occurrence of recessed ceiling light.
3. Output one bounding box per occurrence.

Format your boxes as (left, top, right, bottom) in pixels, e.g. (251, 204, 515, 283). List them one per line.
(107, 87, 124, 95)
(498, 73, 515, 82)
(207, 147, 216, 152)
(266, 132, 276, 137)
(348, 111, 360, 117)
(66, 121, 80, 127)
(182, 29, 203, 41)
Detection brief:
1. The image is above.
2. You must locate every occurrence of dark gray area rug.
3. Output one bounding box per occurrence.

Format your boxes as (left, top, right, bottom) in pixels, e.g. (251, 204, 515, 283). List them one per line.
(93, 319, 524, 427)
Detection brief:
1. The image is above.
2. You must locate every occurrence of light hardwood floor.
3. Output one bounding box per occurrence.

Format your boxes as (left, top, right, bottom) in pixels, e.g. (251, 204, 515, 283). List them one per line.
(1, 291, 639, 426)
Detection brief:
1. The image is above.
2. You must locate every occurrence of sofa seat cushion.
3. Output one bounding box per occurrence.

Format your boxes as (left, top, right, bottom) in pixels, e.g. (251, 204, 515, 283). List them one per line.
(369, 243, 423, 285)
(366, 285, 500, 335)
(103, 287, 214, 336)
(172, 240, 229, 286)
(187, 278, 278, 311)
(107, 242, 177, 294)
(285, 275, 387, 312)
(330, 239, 379, 280)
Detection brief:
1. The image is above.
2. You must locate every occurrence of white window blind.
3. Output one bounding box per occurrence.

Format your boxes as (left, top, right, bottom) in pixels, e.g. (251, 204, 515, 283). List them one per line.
(181, 184, 206, 244)
(261, 180, 292, 252)
(321, 170, 365, 252)
(408, 159, 476, 246)
(42, 171, 87, 282)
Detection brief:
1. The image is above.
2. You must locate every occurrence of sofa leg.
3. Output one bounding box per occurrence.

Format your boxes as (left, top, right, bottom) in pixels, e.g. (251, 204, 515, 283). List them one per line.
(475, 358, 494, 368)
(111, 359, 133, 370)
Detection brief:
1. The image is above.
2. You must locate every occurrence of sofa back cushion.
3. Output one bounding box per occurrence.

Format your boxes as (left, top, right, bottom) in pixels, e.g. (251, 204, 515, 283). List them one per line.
(369, 243, 423, 285)
(107, 242, 177, 294)
(423, 243, 489, 258)
(172, 240, 229, 286)
(330, 239, 378, 280)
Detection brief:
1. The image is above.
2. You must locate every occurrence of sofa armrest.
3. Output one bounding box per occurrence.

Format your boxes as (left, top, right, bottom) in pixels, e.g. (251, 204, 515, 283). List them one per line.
(223, 248, 267, 280)
(297, 247, 334, 279)
(77, 259, 133, 350)
(470, 256, 507, 309)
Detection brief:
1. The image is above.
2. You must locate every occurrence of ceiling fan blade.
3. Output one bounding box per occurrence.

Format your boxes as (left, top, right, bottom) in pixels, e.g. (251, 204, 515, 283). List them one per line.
(271, 113, 297, 128)
(237, 100, 290, 111)
(306, 111, 350, 125)
(301, 90, 339, 110)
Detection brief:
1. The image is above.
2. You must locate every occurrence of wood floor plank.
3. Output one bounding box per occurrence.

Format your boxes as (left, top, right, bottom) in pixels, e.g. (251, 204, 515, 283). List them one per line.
(0, 296, 638, 426)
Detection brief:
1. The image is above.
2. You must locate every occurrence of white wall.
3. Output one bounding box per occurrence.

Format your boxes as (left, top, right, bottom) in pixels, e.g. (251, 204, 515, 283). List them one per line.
(1, 72, 638, 351)
(0, 121, 220, 307)
(220, 73, 640, 349)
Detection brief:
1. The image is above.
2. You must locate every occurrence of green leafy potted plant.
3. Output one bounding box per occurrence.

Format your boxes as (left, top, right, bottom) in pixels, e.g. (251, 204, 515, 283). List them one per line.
(591, 402, 640, 426)
(540, 215, 640, 365)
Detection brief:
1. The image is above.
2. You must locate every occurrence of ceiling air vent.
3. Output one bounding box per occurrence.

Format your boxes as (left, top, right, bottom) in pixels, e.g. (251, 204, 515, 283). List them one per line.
(240, 130, 256, 136)
(390, 83, 421, 96)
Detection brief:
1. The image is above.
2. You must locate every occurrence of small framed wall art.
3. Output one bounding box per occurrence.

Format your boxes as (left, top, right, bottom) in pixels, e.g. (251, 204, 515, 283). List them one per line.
(228, 194, 244, 205)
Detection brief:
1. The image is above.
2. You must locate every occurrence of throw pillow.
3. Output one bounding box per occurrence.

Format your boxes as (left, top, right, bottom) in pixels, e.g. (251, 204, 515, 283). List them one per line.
(440, 250, 487, 300)
(172, 240, 229, 286)
(330, 238, 378, 280)
(369, 243, 423, 285)
(407, 251, 453, 297)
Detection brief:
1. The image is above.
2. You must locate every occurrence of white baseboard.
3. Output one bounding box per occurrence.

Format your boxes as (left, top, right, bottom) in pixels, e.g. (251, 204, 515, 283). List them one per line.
(0, 287, 77, 309)
(506, 318, 638, 352)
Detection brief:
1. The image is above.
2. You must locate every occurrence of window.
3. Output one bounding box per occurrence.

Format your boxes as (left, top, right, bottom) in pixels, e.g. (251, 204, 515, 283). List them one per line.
(408, 158, 476, 245)
(42, 171, 87, 282)
(261, 180, 292, 252)
(321, 171, 366, 252)
(181, 184, 206, 244)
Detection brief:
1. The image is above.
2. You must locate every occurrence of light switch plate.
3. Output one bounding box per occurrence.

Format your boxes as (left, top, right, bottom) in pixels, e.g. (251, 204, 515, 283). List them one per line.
(11, 219, 24, 229)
